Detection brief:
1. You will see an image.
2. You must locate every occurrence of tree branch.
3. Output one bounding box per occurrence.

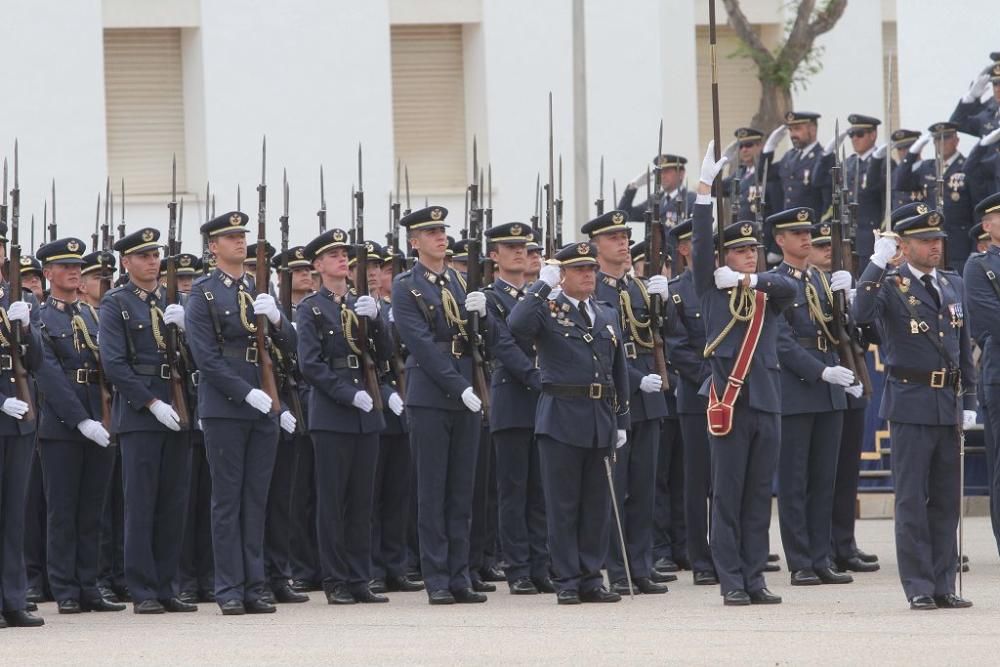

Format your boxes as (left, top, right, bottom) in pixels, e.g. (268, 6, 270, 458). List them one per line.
(720, 0, 774, 67)
(781, 0, 847, 68)
(808, 0, 848, 37)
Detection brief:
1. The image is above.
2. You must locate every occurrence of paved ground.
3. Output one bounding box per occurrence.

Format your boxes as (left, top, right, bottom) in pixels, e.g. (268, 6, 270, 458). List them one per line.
(4, 515, 1000, 665)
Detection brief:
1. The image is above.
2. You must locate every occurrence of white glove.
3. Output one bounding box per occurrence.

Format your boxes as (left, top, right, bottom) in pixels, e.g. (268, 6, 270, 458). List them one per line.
(78, 419, 110, 447)
(7, 301, 30, 326)
(963, 410, 978, 429)
(908, 131, 931, 155)
(722, 139, 739, 164)
(763, 125, 788, 153)
(871, 235, 898, 268)
(698, 141, 729, 186)
(245, 388, 272, 414)
(639, 374, 663, 393)
(252, 293, 281, 325)
(766, 251, 783, 265)
(149, 399, 181, 431)
(629, 170, 648, 191)
(846, 288, 857, 306)
(823, 130, 848, 156)
(845, 384, 864, 399)
(354, 295, 378, 319)
(981, 126, 1000, 148)
(352, 390, 374, 413)
(548, 286, 562, 301)
(821, 365, 855, 387)
(539, 263, 561, 288)
(873, 143, 888, 160)
(461, 386, 482, 413)
(714, 266, 742, 289)
(163, 303, 186, 331)
(616, 429, 627, 449)
(280, 410, 297, 434)
(964, 72, 992, 103)
(1, 397, 29, 419)
(387, 307, 394, 324)
(829, 270, 852, 293)
(465, 291, 486, 317)
(388, 392, 404, 416)
(646, 275, 670, 298)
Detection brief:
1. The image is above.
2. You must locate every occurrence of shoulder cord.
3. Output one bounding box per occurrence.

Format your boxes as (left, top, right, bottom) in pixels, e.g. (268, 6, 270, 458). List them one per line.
(619, 280, 653, 349)
(238, 290, 257, 333)
(441, 286, 469, 339)
(704, 284, 758, 357)
(804, 271, 836, 344)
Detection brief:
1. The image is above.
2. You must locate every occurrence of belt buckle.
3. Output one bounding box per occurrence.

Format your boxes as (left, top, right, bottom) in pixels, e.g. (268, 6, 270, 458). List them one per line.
(582, 333, 594, 344)
(0, 354, 11, 371)
(623, 341, 637, 359)
(817, 336, 828, 352)
(930, 370, 945, 388)
(76, 368, 88, 384)
(245, 347, 259, 364)
(451, 339, 463, 358)
(347, 354, 360, 369)
(160, 364, 171, 380)
(589, 383, 603, 400)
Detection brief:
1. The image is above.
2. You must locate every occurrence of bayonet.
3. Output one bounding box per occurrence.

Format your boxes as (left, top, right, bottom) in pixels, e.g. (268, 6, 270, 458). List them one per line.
(49, 180, 57, 242)
(318, 164, 327, 233)
(404, 165, 411, 216)
(92, 193, 101, 249)
(595, 156, 605, 215)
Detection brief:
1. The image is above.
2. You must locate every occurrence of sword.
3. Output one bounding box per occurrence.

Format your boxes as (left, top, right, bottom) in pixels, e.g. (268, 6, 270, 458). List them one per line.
(958, 424, 966, 598)
(603, 453, 634, 599)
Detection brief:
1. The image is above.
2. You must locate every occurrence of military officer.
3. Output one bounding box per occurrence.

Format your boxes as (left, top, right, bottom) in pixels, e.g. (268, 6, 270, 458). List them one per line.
(481, 222, 551, 595)
(765, 208, 856, 586)
(964, 127, 1000, 202)
(525, 238, 542, 284)
(33, 238, 123, 614)
(949, 59, 1000, 137)
(692, 144, 798, 605)
(98, 227, 195, 614)
(854, 203, 976, 610)
(833, 115, 883, 263)
(184, 212, 298, 616)
(726, 127, 765, 222)
(761, 111, 826, 220)
(618, 154, 697, 224)
(582, 210, 670, 596)
(159, 253, 200, 294)
(19, 256, 44, 302)
(508, 241, 630, 604)
(390, 206, 494, 605)
(864, 129, 925, 271)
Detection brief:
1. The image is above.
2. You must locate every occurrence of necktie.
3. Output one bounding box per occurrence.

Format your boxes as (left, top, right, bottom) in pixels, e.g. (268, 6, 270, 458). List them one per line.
(578, 301, 592, 329)
(920, 274, 941, 309)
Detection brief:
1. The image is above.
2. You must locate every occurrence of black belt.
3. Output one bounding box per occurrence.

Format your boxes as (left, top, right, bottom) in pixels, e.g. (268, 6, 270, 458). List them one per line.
(888, 366, 960, 389)
(797, 336, 830, 352)
(434, 339, 470, 357)
(132, 363, 171, 379)
(221, 344, 259, 363)
(542, 382, 613, 400)
(329, 354, 361, 370)
(66, 368, 101, 385)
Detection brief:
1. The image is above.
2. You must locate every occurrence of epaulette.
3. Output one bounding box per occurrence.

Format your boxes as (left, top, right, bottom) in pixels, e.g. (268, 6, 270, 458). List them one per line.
(193, 273, 213, 287)
(106, 285, 127, 297)
(299, 291, 318, 305)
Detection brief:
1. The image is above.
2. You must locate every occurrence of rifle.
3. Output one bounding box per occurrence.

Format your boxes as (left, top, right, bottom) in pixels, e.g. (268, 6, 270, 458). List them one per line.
(178, 198, 184, 255)
(595, 156, 605, 216)
(353, 144, 383, 411)
(92, 178, 112, 428)
(483, 163, 495, 286)
(404, 166, 412, 216)
(545, 93, 557, 258)
(350, 185, 357, 245)
(7, 142, 35, 422)
(530, 173, 541, 240)
(318, 165, 327, 233)
(277, 170, 305, 432)
(254, 137, 281, 413)
(708, 0, 725, 261)
(934, 129, 948, 268)
(555, 155, 564, 247)
(386, 164, 407, 400)
(92, 193, 100, 250)
(646, 121, 669, 391)
(164, 155, 191, 428)
(202, 182, 212, 275)
(466, 138, 491, 418)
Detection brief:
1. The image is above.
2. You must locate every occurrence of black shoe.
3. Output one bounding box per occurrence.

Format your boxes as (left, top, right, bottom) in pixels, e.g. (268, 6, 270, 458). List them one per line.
(610, 579, 637, 596)
(509, 578, 539, 595)
(556, 590, 581, 605)
(934, 593, 973, 609)
(353, 589, 389, 603)
(633, 576, 668, 594)
(81, 597, 126, 612)
(325, 585, 356, 605)
(764, 561, 781, 572)
(160, 597, 198, 612)
(767, 553, 780, 562)
(406, 569, 423, 582)
(723, 590, 751, 606)
(245, 599, 276, 614)
(816, 566, 853, 584)
(452, 587, 488, 603)
(97, 585, 120, 603)
(291, 579, 321, 593)
(674, 556, 692, 571)
(471, 577, 496, 593)
(369, 578, 387, 594)
(533, 577, 557, 594)
(653, 557, 679, 573)
(25, 601, 37, 612)
(57, 599, 82, 614)
(199, 590, 216, 603)
(790, 569, 821, 586)
(259, 589, 276, 605)
(219, 600, 246, 615)
(25, 588, 45, 604)
(855, 549, 879, 564)
(273, 583, 309, 603)
(110, 585, 132, 602)
(133, 599, 165, 614)
(580, 586, 621, 603)
(3, 610, 44, 627)
(835, 556, 880, 573)
(909, 595, 937, 611)
(748, 588, 782, 604)
(177, 590, 199, 604)
(693, 571, 719, 586)
(957, 561, 971, 573)
(427, 589, 455, 605)
(650, 569, 678, 583)
(385, 575, 424, 592)
(479, 565, 506, 582)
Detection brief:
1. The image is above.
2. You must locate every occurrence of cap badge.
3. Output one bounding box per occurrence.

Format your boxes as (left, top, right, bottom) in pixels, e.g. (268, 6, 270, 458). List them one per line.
(333, 230, 345, 242)
(577, 243, 590, 255)
(611, 212, 625, 225)
(295, 248, 303, 259)
(179, 255, 191, 266)
(820, 224, 831, 236)
(430, 208, 443, 221)
(67, 240, 80, 252)
(142, 229, 154, 242)
(928, 212, 941, 227)
(740, 223, 753, 237)
(20, 257, 31, 266)
(796, 209, 809, 222)
(511, 224, 522, 236)
(916, 203, 928, 215)
(229, 214, 241, 226)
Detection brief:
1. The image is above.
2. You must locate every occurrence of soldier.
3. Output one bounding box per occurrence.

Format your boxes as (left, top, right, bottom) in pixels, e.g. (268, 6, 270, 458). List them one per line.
(390, 206, 493, 605)
(0, 223, 45, 628)
(508, 241, 630, 604)
(854, 202, 976, 610)
(33, 238, 122, 614)
(964, 127, 1000, 201)
(23, 256, 49, 606)
(582, 210, 671, 596)
(692, 144, 798, 605)
(727, 127, 765, 222)
(184, 211, 298, 615)
(831, 115, 883, 263)
(481, 222, 551, 595)
(524, 238, 542, 284)
(765, 208, 857, 586)
(969, 221, 991, 255)
(949, 59, 1000, 137)
(159, 253, 200, 294)
(97, 228, 195, 614)
(244, 242, 276, 284)
(20, 256, 44, 301)
(761, 111, 826, 217)
(618, 155, 697, 224)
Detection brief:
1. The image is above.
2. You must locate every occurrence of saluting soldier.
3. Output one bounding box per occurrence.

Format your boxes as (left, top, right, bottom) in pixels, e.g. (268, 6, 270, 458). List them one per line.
(33, 238, 122, 614)
(765, 209, 857, 587)
(854, 202, 976, 610)
(831, 115, 883, 262)
(508, 242, 630, 604)
(390, 206, 494, 605)
(583, 210, 671, 596)
(618, 155, 697, 224)
(726, 128, 765, 222)
(692, 145, 798, 606)
(482, 223, 552, 595)
(184, 212, 298, 616)
(949, 58, 1000, 137)
(98, 227, 195, 614)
